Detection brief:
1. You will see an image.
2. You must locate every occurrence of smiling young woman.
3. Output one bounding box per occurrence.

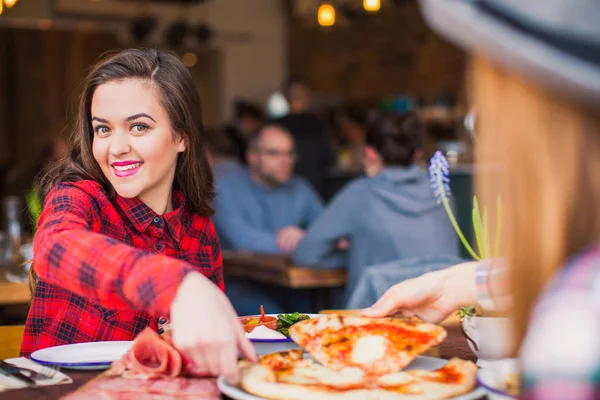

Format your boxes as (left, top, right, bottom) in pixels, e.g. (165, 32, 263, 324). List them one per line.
(24, 48, 255, 384)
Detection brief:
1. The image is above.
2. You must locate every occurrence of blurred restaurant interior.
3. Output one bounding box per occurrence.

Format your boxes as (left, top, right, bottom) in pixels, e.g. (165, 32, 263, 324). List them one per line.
(0, 0, 475, 329)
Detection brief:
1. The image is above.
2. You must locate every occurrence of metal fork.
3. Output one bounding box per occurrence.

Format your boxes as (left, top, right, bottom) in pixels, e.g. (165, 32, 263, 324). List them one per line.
(0, 361, 58, 381)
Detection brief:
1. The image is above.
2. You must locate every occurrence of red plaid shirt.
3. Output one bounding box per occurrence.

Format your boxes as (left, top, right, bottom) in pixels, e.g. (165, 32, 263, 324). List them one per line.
(21, 180, 223, 356)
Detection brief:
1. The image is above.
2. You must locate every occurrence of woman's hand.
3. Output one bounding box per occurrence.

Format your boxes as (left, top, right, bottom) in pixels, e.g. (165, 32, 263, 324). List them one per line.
(362, 262, 479, 323)
(170, 271, 256, 384)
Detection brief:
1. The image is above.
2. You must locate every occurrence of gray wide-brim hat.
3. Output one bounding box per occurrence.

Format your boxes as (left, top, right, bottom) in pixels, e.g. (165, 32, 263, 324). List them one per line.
(419, 0, 600, 104)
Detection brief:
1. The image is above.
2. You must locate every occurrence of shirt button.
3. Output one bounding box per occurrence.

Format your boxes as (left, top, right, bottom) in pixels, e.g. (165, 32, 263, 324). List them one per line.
(153, 217, 161, 225)
(159, 317, 168, 325)
(157, 327, 164, 335)
(156, 243, 163, 250)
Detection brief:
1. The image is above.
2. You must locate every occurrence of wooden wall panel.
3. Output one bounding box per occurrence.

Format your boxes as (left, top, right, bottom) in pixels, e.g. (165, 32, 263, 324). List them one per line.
(287, 1, 467, 104)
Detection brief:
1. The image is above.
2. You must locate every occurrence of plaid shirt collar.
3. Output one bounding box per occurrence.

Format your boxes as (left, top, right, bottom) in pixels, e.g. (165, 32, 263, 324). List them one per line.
(115, 190, 188, 242)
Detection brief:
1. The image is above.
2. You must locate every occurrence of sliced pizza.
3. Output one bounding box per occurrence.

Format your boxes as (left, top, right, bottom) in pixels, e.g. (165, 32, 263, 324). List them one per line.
(239, 350, 477, 400)
(258, 349, 307, 370)
(289, 315, 447, 376)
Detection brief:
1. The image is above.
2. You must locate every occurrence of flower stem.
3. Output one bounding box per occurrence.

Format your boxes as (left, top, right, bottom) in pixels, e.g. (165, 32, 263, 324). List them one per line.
(494, 195, 503, 258)
(438, 175, 481, 261)
(472, 199, 485, 259)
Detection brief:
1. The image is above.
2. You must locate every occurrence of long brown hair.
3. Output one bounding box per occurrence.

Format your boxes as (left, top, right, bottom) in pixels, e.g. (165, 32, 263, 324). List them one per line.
(38, 48, 214, 215)
(472, 56, 600, 350)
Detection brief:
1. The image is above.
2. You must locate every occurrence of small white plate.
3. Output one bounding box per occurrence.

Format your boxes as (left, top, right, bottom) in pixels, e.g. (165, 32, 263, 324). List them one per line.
(476, 358, 519, 399)
(30, 341, 133, 370)
(218, 355, 487, 399)
(242, 313, 321, 355)
(243, 313, 322, 342)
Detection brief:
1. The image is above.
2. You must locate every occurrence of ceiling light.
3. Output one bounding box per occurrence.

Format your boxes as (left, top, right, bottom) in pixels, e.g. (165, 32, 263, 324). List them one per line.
(317, 3, 335, 27)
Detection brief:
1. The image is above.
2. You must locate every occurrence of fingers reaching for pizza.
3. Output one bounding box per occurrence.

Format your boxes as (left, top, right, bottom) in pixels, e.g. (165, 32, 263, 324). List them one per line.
(170, 272, 257, 385)
(362, 262, 479, 323)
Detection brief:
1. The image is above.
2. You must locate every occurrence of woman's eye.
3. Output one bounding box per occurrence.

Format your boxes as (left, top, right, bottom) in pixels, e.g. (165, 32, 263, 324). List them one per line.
(94, 126, 110, 136)
(132, 124, 148, 133)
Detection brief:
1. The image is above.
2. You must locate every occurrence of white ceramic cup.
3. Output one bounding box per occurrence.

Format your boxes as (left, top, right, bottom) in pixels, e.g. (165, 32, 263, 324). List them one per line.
(461, 315, 513, 366)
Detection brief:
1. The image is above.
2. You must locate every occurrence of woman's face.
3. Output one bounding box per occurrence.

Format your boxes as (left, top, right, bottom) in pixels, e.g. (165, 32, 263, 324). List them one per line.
(91, 78, 186, 213)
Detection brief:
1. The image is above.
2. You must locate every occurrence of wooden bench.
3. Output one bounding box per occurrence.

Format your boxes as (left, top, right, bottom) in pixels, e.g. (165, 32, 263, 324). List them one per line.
(0, 325, 25, 359)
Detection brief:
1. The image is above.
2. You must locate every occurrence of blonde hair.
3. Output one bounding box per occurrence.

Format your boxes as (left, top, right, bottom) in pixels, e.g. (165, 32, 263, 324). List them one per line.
(472, 56, 600, 350)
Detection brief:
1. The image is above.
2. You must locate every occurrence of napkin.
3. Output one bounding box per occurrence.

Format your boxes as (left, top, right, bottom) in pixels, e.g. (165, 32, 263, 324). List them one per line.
(0, 357, 72, 391)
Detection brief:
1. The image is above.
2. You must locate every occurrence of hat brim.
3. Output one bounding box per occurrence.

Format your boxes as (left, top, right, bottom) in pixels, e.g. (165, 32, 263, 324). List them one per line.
(419, 0, 600, 103)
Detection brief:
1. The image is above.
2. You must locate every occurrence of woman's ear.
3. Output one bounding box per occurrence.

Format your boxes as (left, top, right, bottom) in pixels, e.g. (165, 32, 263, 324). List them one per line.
(176, 135, 187, 153)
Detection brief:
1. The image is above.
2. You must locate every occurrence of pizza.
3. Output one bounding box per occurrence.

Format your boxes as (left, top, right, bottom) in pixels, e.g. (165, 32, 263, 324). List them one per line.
(239, 350, 477, 400)
(289, 315, 447, 376)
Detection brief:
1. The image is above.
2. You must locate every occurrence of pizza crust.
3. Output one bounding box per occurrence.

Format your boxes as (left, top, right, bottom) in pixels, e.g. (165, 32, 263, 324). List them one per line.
(239, 352, 477, 400)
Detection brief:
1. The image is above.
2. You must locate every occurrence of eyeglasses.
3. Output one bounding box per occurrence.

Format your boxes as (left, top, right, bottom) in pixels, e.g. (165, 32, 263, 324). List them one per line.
(256, 148, 298, 160)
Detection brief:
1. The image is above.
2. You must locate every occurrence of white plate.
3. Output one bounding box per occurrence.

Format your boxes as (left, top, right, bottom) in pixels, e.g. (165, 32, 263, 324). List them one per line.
(243, 313, 322, 342)
(30, 341, 133, 370)
(218, 355, 487, 399)
(476, 358, 519, 399)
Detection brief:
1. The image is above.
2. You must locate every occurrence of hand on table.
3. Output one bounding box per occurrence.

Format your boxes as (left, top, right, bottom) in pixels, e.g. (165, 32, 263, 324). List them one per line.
(170, 271, 256, 384)
(337, 238, 350, 251)
(362, 262, 478, 323)
(276, 226, 305, 253)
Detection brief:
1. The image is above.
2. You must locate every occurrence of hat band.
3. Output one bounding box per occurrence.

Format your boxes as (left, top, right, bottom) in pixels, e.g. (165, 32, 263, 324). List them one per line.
(476, 0, 600, 67)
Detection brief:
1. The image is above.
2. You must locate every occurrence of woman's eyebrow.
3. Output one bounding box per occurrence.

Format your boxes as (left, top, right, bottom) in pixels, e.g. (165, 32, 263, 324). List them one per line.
(126, 113, 156, 122)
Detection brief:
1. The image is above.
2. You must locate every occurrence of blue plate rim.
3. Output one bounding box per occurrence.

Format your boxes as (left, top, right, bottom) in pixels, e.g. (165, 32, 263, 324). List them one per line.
(249, 337, 293, 343)
(29, 340, 134, 368)
(476, 373, 514, 398)
(29, 356, 113, 367)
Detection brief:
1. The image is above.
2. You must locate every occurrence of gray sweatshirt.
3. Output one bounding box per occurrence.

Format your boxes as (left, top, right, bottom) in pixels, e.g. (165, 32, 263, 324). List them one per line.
(293, 165, 459, 301)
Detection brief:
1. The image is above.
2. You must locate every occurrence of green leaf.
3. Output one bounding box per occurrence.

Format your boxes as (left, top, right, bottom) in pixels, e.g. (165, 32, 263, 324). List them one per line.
(438, 175, 481, 261)
(472, 196, 486, 259)
(457, 306, 477, 318)
(494, 195, 503, 258)
(483, 205, 490, 259)
(25, 190, 42, 232)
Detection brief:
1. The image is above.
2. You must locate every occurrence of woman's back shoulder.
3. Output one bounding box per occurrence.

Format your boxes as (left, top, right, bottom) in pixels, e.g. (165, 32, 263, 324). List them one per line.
(44, 179, 111, 214)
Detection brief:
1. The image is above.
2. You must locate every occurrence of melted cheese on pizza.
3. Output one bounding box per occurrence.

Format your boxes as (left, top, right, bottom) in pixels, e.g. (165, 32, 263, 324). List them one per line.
(350, 335, 387, 364)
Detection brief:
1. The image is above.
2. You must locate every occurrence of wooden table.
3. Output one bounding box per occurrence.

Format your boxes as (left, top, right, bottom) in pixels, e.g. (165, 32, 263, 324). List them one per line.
(223, 251, 346, 289)
(223, 252, 347, 310)
(7, 324, 478, 400)
(0, 277, 30, 306)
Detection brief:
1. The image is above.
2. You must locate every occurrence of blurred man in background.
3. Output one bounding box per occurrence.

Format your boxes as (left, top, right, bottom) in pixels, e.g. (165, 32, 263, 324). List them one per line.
(213, 123, 323, 314)
(276, 79, 335, 197)
(213, 123, 323, 254)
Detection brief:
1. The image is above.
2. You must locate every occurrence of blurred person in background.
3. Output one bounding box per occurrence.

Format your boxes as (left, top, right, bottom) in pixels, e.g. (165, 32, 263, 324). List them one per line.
(213, 124, 322, 254)
(294, 112, 458, 305)
(276, 78, 335, 197)
(3, 136, 68, 233)
(334, 105, 369, 171)
(225, 100, 265, 165)
(213, 123, 323, 315)
(205, 126, 240, 179)
(364, 1, 600, 398)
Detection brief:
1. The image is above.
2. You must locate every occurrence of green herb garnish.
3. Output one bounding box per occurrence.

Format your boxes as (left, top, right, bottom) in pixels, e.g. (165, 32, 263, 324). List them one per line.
(276, 313, 310, 337)
(457, 306, 477, 319)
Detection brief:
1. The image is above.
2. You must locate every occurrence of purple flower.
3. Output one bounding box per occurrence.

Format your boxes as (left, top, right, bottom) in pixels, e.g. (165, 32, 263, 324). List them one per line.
(429, 151, 451, 202)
